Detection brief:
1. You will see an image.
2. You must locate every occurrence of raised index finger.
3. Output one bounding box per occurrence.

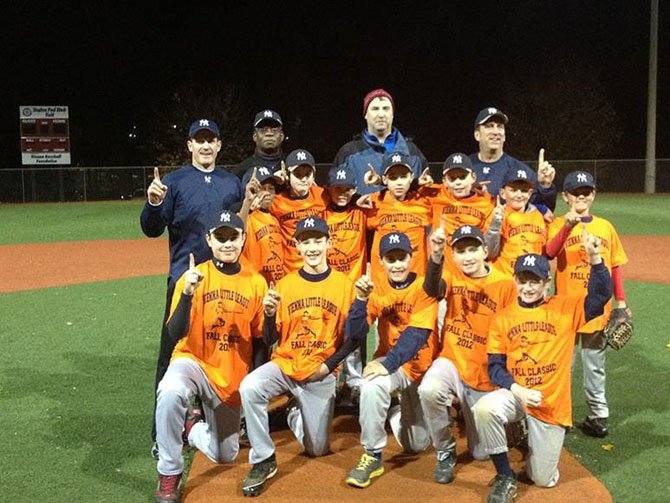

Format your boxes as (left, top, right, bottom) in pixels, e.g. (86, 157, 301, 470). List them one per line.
(189, 253, 195, 269)
(250, 167, 258, 181)
(154, 167, 161, 181)
(538, 148, 545, 168)
(365, 262, 371, 277)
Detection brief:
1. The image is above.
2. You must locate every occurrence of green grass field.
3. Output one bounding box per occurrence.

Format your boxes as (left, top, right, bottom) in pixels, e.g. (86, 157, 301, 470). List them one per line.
(1, 196, 669, 502)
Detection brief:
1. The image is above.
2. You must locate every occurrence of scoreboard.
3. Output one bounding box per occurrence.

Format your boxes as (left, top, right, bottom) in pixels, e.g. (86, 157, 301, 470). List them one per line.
(20, 105, 71, 165)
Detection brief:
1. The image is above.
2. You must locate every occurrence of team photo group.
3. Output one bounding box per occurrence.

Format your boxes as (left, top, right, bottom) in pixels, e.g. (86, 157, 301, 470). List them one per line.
(141, 88, 632, 503)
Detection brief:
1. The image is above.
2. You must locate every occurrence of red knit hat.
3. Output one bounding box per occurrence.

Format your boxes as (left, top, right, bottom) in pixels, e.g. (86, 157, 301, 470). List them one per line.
(363, 88, 395, 115)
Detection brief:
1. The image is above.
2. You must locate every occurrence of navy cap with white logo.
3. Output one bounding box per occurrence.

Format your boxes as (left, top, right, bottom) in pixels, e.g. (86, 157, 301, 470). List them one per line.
(502, 164, 536, 187)
(188, 119, 220, 138)
(293, 216, 330, 239)
(252, 165, 279, 184)
(253, 110, 283, 128)
(443, 152, 474, 174)
(450, 225, 485, 247)
(382, 152, 413, 175)
(328, 165, 356, 188)
(514, 253, 551, 279)
(286, 149, 316, 172)
(563, 171, 596, 192)
(207, 210, 245, 234)
(379, 232, 413, 257)
(474, 107, 509, 128)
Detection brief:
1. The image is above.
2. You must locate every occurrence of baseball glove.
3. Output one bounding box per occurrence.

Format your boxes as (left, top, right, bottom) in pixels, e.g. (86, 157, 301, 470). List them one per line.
(604, 307, 633, 350)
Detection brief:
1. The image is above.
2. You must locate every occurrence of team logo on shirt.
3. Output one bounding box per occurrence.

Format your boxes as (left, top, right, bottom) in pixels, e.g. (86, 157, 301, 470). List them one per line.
(204, 176, 212, 184)
(483, 167, 490, 174)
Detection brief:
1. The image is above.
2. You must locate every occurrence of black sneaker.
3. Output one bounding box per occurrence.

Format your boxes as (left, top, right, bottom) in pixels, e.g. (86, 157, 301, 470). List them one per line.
(434, 448, 456, 484)
(151, 441, 159, 460)
(487, 474, 518, 503)
(582, 416, 609, 438)
(242, 454, 278, 497)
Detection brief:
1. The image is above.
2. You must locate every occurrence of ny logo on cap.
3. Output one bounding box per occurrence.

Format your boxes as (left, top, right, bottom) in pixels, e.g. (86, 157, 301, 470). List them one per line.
(220, 212, 231, 222)
(452, 154, 463, 164)
(297, 151, 307, 161)
(264, 110, 273, 117)
(304, 218, 315, 227)
(336, 170, 346, 180)
(488, 108, 497, 114)
(199, 119, 210, 127)
(258, 167, 270, 176)
(392, 154, 402, 163)
(517, 170, 527, 179)
(460, 226, 472, 234)
(523, 255, 536, 267)
(389, 234, 400, 244)
(577, 173, 587, 183)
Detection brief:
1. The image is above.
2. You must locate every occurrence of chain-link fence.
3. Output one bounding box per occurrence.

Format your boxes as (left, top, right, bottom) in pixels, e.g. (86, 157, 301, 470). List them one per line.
(1, 159, 668, 203)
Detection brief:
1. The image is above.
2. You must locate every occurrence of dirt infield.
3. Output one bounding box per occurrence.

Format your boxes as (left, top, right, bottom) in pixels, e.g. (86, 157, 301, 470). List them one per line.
(1, 235, 667, 295)
(183, 414, 612, 502)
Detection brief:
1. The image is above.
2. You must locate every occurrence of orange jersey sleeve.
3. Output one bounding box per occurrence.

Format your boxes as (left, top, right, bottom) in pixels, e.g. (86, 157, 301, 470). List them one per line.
(270, 185, 327, 274)
(325, 205, 368, 282)
(549, 215, 628, 332)
(241, 210, 285, 284)
(270, 269, 355, 381)
(368, 276, 438, 381)
(439, 268, 517, 391)
(487, 295, 586, 426)
(170, 262, 267, 406)
(366, 190, 432, 288)
(423, 185, 495, 274)
(492, 207, 547, 277)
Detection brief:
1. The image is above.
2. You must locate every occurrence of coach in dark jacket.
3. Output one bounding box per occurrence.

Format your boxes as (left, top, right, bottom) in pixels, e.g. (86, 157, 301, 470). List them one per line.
(333, 89, 427, 195)
(233, 109, 286, 186)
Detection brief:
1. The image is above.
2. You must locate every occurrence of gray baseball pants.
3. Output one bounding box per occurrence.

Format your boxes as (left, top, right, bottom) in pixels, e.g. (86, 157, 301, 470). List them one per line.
(239, 361, 337, 464)
(418, 357, 489, 459)
(574, 331, 609, 419)
(156, 358, 240, 476)
(473, 388, 564, 487)
(359, 358, 430, 454)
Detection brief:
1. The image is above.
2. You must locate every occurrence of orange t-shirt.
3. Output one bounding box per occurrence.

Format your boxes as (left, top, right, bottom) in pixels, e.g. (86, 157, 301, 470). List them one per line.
(488, 296, 586, 426)
(170, 262, 267, 406)
(366, 190, 432, 288)
(368, 275, 438, 381)
(324, 205, 367, 282)
(492, 207, 546, 277)
(548, 215, 627, 332)
(242, 209, 285, 284)
(439, 267, 517, 391)
(423, 184, 495, 273)
(270, 185, 327, 274)
(270, 269, 355, 381)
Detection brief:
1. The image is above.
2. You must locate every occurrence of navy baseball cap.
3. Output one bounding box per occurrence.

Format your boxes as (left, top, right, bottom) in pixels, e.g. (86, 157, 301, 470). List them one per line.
(502, 165, 536, 187)
(253, 165, 279, 184)
(443, 152, 474, 174)
(379, 232, 413, 257)
(328, 165, 356, 188)
(207, 210, 245, 234)
(474, 107, 509, 128)
(383, 152, 413, 175)
(188, 119, 220, 138)
(294, 216, 330, 239)
(563, 171, 596, 192)
(450, 225, 485, 247)
(286, 149, 316, 172)
(514, 254, 551, 279)
(254, 109, 283, 128)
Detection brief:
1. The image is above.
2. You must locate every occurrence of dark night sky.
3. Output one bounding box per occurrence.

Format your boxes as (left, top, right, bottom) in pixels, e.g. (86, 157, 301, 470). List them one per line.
(2, 1, 666, 166)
